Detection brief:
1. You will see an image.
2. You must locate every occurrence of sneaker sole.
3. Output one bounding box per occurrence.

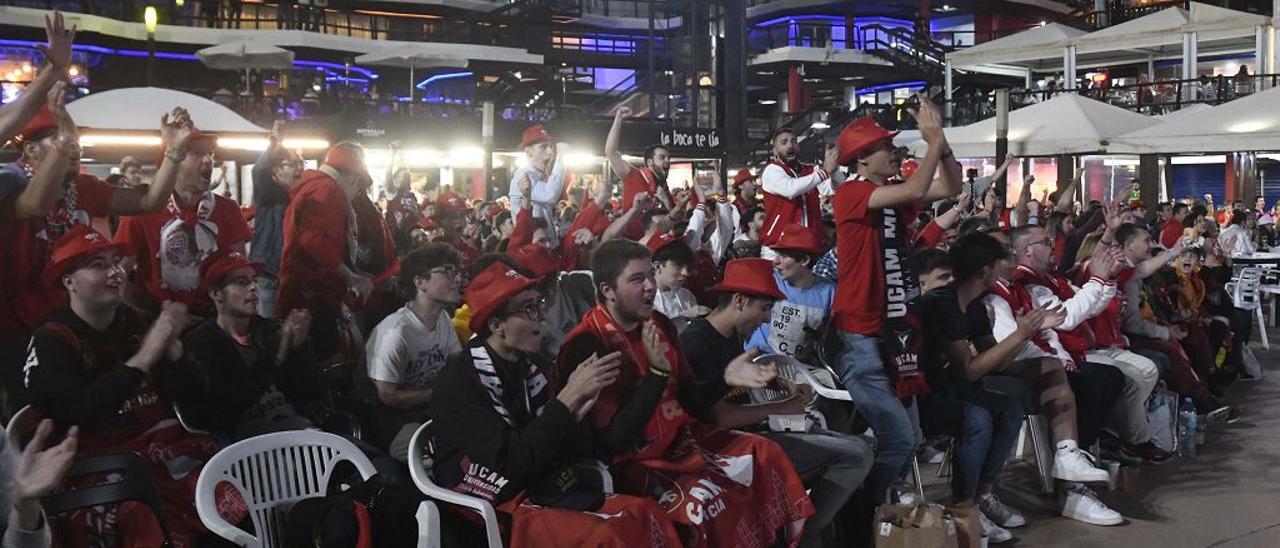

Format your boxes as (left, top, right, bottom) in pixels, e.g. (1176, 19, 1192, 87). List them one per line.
(1052, 473, 1111, 483)
(1061, 513, 1123, 526)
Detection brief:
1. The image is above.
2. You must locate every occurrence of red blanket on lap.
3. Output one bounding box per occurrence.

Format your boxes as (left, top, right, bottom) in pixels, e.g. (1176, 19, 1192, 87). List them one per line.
(560, 306, 814, 547)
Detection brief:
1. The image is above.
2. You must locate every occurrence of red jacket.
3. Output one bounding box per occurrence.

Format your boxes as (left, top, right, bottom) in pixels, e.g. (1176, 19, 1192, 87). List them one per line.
(278, 169, 354, 314)
(1013, 265, 1097, 364)
(760, 159, 826, 246)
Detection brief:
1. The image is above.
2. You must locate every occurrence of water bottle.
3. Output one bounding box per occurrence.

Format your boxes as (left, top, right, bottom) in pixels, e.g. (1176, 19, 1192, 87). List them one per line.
(1177, 398, 1198, 458)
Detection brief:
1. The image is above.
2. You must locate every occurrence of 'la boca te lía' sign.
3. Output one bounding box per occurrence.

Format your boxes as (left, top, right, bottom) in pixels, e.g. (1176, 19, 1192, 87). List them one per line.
(660, 127, 721, 152)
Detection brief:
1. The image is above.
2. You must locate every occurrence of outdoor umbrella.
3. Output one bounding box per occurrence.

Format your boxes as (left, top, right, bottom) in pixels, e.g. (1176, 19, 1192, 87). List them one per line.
(197, 40, 296, 95)
(355, 45, 469, 103)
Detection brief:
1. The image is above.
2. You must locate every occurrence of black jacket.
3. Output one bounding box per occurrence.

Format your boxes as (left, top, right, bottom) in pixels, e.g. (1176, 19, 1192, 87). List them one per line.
(176, 316, 324, 438)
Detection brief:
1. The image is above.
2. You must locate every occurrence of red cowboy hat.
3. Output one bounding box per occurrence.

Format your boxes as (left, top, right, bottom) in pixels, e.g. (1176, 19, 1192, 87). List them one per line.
(836, 117, 898, 166)
(199, 249, 264, 296)
(467, 262, 543, 333)
(770, 223, 824, 255)
(13, 105, 56, 144)
(732, 168, 754, 188)
(519, 124, 555, 150)
(44, 225, 129, 283)
(713, 258, 785, 300)
(510, 243, 558, 278)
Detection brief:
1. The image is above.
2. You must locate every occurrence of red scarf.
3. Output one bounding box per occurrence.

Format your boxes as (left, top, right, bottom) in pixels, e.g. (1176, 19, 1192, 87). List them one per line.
(989, 279, 1070, 370)
(1011, 265, 1097, 365)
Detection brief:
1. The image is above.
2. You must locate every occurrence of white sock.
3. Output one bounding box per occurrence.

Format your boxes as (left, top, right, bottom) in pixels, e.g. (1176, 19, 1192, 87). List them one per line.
(1056, 440, 1078, 453)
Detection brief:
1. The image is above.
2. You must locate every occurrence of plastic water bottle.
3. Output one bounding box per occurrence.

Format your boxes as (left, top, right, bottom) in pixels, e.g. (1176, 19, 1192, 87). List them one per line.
(1177, 398, 1198, 458)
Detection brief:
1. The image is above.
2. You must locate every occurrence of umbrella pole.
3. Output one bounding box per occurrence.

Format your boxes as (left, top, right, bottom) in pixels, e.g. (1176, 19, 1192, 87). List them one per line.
(245, 66, 251, 96)
(409, 64, 415, 114)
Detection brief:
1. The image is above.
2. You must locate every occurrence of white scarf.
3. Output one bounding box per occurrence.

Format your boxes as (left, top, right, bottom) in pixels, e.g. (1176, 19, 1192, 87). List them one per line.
(157, 191, 219, 293)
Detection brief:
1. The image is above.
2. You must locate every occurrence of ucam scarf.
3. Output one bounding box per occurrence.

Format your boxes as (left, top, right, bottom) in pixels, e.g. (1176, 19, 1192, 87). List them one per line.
(467, 336, 552, 428)
(158, 191, 219, 293)
(879, 204, 929, 398)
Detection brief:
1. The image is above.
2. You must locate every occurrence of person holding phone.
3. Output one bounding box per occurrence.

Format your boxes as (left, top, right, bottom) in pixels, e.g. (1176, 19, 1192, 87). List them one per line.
(759, 129, 840, 259)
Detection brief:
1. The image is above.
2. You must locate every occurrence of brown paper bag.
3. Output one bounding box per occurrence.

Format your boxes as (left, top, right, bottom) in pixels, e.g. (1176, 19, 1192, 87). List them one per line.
(946, 502, 983, 548)
(874, 502, 959, 548)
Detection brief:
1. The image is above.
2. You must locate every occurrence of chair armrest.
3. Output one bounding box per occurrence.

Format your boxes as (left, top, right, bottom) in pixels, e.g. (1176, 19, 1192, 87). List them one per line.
(414, 500, 441, 548)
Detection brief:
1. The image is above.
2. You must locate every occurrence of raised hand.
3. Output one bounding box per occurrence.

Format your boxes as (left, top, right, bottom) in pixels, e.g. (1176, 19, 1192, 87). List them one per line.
(906, 93, 944, 143)
(559, 352, 623, 420)
(14, 419, 77, 502)
(1014, 307, 1050, 337)
(47, 81, 79, 150)
(615, 106, 632, 120)
(160, 107, 194, 152)
(516, 171, 532, 201)
(823, 143, 840, 174)
(641, 320, 672, 372)
(39, 12, 76, 71)
(572, 227, 594, 246)
(633, 191, 653, 211)
(725, 348, 776, 388)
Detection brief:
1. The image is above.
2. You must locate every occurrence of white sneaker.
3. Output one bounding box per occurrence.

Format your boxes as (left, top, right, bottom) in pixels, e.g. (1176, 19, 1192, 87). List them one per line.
(1060, 483, 1123, 526)
(978, 493, 1026, 528)
(979, 511, 1014, 544)
(1052, 448, 1110, 483)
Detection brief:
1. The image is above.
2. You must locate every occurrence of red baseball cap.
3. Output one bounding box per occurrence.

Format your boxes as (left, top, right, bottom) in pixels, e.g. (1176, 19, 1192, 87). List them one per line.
(713, 258, 785, 300)
(646, 232, 680, 255)
(836, 117, 898, 166)
(44, 225, 129, 283)
(519, 124, 555, 150)
(199, 249, 264, 295)
(323, 144, 370, 180)
(510, 243, 558, 278)
(13, 106, 56, 144)
(770, 223, 824, 255)
(466, 262, 543, 333)
(732, 168, 754, 188)
(436, 190, 467, 216)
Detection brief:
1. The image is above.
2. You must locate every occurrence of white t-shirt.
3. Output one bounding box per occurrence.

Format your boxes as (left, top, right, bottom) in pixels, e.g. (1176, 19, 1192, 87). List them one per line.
(654, 286, 699, 332)
(366, 307, 461, 390)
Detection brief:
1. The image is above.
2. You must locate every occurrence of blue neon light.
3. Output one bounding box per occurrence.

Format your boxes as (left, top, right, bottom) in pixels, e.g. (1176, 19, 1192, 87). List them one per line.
(415, 71, 473, 90)
(856, 80, 927, 95)
(0, 39, 378, 78)
(755, 15, 911, 28)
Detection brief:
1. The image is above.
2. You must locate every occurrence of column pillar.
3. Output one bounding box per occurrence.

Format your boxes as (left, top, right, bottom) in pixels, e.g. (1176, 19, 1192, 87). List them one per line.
(944, 59, 954, 123)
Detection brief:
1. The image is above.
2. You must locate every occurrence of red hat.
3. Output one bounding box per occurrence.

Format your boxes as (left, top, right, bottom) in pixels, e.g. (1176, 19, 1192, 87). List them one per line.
(199, 249, 263, 295)
(1128, 199, 1146, 210)
(646, 232, 681, 255)
(485, 204, 506, 219)
(323, 144, 370, 180)
(732, 168, 754, 188)
(713, 258, 786, 300)
(899, 158, 920, 180)
(14, 106, 56, 144)
(419, 216, 439, 230)
(436, 190, 467, 216)
(836, 116, 898, 166)
(770, 223, 824, 255)
(510, 243, 558, 278)
(519, 124, 555, 149)
(467, 262, 543, 333)
(44, 225, 128, 283)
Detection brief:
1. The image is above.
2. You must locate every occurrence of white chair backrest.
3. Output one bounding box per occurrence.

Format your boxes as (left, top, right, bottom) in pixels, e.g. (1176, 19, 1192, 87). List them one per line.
(407, 422, 504, 548)
(195, 431, 377, 548)
(1233, 268, 1265, 310)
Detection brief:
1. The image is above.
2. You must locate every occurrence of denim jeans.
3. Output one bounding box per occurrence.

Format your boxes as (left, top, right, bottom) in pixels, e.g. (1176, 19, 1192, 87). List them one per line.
(762, 430, 873, 547)
(921, 377, 1023, 501)
(833, 331, 921, 502)
(256, 274, 279, 319)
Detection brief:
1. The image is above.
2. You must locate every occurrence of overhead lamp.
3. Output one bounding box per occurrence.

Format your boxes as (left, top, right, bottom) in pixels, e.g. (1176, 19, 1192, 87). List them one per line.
(144, 6, 158, 34)
(759, 99, 777, 105)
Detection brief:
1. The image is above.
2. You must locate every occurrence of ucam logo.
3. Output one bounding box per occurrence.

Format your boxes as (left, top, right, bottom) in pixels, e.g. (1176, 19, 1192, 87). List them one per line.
(684, 478, 728, 525)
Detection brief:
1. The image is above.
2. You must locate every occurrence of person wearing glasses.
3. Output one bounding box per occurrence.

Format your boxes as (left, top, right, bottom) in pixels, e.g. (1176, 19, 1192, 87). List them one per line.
(248, 120, 304, 319)
(365, 243, 464, 461)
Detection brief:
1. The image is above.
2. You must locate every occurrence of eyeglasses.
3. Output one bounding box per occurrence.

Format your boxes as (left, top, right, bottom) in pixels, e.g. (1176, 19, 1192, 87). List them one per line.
(1029, 237, 1053, 248)
(505, 297, 547, 321)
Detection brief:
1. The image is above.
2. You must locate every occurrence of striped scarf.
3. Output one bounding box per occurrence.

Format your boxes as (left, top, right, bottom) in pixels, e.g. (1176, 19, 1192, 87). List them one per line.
(467, 336, 551, 427)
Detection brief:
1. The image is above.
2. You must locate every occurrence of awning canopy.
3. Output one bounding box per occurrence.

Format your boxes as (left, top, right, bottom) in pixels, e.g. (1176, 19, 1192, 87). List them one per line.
(196, 40, 295, 70)
(897, 94, 1159, 157)
(945, 23, 1087, 70)
(1110, 87, 1280, 154)
(66, 87, 267, 133)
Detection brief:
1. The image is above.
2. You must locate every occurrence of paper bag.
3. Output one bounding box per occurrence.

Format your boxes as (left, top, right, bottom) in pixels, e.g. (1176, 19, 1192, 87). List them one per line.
(946, 502, 983, 548)
(874, 502, 959, 548)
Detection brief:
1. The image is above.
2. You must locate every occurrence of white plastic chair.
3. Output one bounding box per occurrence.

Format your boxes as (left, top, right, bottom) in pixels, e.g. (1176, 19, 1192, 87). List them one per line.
(5, 405, 41, 450)
(407, 421, 504, 548)
(195, 431, 440, 548)
(1228, 267, 1269, 350)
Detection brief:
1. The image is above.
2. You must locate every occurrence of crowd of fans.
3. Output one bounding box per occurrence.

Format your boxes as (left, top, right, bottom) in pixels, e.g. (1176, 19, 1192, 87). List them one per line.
(0, 13, 1272, 548)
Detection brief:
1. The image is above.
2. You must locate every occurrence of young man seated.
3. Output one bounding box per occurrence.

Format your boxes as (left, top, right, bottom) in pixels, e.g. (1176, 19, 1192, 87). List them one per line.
(23, 226, 216, 546)
(682, 257, 871, 548)
(178, 249, 323, 441)
(558, 239, 815, 547)
(747, 223, 835, 364)
(365, 243, 464, 461)
(431, 262, 683, 547)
